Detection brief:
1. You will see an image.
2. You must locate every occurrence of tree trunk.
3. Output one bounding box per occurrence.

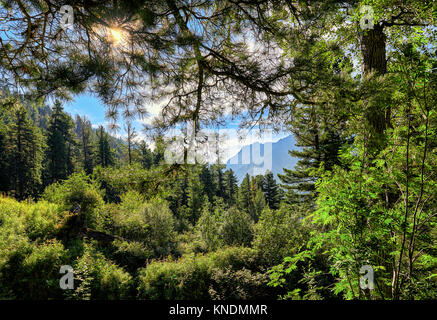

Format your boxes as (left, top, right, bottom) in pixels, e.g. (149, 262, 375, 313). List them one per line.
(360, 24, 391, 151)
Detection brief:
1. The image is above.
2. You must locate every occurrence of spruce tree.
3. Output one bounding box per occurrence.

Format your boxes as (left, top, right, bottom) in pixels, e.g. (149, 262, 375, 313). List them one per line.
(75, 115, 94, 174)
(223, 168, 238, 206)
(212, 164, 226, 200)
(261, 171, 281, 210)
(8, 106, 43, 200)
(44, 101, 76, 184)
(138, 140, 153, 169)
(186, 167, 205, 225)
(0, 122, 9, 192)
(237, 174, 252, 214)
(95, 126, 115, 168)
(199, 165, 216, 202)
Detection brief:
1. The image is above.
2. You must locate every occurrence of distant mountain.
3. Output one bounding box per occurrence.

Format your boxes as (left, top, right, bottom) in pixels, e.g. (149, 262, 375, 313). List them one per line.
(226, 135, 297, 183)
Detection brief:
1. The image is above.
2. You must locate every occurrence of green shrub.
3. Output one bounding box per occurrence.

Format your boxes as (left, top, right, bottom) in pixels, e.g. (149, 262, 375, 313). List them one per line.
(253, 206, 307, 265)
(111, 239, 153, 272)
(0, 238, 68, 299)
(208, 268, 272, 300)
(219, 207, 254, 247)
(67, 243, 133, 300)
(137, 247, 268, 300)
(42, 172, 104, 229)
(114, 195, 176, 258)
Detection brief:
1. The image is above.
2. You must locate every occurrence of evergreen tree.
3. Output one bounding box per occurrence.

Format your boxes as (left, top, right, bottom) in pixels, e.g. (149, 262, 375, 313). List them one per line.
(237, 174, 252, 214)
(223, 168, 238, 206)
(186, 167, 205, 224)
(8, 107, 43, 200)
(124, 121, 137, 165)
(152, 136, 166, 166)
(95, 126, 114, 168)
(213, 164, 226, 199)
(237, 174, 265, 222)
(279, 122, 345, 205)
(137, 140, 153, 169)
(261, 171, 281, 210)
(0, 122, 9, 192)
(44, 101, 76, 184)
(196, 195, 221, 251)
(199, 165, 216, 202)
(75, 115, 94, 174)
(250, 177, 266, 222)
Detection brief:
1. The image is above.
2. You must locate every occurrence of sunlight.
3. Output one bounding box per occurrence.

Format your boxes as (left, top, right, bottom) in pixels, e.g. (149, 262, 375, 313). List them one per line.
(110, 27, 123, 44)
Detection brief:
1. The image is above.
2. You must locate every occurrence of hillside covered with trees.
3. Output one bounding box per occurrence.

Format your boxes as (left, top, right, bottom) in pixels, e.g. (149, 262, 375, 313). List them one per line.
(0, 0, 436, 300)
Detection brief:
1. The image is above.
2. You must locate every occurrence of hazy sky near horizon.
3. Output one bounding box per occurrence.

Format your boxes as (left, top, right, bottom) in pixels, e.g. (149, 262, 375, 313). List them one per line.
(64, 93, 290, 161)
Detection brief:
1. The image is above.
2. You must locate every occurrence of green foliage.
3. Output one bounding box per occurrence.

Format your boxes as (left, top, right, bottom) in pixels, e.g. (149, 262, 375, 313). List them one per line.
(113, 192, 177, 258)
(254, 206, 307, 265)
(137, 247, 269, 300)
(44, 100, 76, 185)
(219, 207, 254, 247)
(42, 172, 104, 229)
(95, 126, 115, 168)
(6, 106, 43, 200)
(196, 197, 222, 251)
(67, 243, 133, 300)
(260, 171, 282, 210)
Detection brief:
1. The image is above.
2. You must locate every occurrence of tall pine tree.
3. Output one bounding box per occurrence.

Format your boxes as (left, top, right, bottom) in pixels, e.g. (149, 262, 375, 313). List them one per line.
(44, 101, 76, 185)
(75, 115, 94, 174)
(261, 171, 281, 210)
(8, 106, 43, 200)
(95, 126, 115, 168)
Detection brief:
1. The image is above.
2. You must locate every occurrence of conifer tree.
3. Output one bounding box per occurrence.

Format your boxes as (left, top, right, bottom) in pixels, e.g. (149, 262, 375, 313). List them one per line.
(261, 171, 281, 210)
(237, 174, 252, 214)
(44, 101, 76, 184)
(137, 140, 153, 169)
(279, 120, 345, 205)
(237, 174, 266, 222)
(124, 121, 137, 165)
(213, 164, 226, 199)
(0, 122, 9, 192)
(95, 126, 115, 168)
(199, 165, 216, 202)
(186, 167, 205, 224)
(250, 177, 266, 222)
(152, 136, 166, 166)
(75, 115, 94, 174)
(8, 106, 43, 199)
(223, 168, 238, 206)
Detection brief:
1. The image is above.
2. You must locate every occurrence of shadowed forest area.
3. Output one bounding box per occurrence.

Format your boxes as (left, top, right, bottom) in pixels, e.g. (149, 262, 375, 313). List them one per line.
(0, 0, 436, 300)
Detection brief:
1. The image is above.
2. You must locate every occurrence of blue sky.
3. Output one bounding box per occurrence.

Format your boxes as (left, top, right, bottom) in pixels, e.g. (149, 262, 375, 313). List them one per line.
(64, 94, 109, 128)
(64, 93, 290, 160)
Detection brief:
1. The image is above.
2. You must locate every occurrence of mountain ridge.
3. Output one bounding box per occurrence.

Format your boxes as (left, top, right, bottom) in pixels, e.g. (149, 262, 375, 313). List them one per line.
(226, 135, 297, 183)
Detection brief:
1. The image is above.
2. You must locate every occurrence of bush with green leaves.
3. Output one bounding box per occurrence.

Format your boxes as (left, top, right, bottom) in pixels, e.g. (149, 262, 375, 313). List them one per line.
(42, 172, 104, 229)
(137, 247, 270, 300)
(66, 243, 134, 300)
(196, 199, 223, 251)
(253, 205, 308, 265)
(0, 238, 69, 299)
(208, 267, 273, 300)
(113, 192, 177, 258)
(219, 207, 254, 247)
